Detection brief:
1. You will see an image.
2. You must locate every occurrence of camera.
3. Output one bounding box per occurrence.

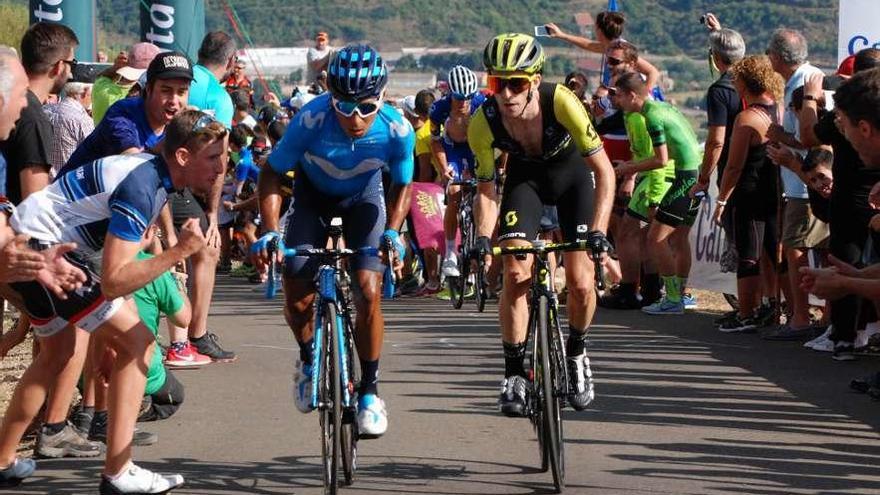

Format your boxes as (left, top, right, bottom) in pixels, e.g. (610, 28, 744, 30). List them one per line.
(699, 14, 707, 24)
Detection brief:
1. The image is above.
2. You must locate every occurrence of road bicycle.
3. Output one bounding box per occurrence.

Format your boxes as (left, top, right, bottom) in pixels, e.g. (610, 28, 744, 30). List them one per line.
(448, 179, 488, 311)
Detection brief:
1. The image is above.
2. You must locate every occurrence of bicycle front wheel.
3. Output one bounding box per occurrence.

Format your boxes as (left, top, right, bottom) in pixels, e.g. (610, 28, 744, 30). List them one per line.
(321, 303, 343, 494)
(475, 257, 487, 312)
(340, 307, 358, 486)
(451, 251, 469, 309)
(537, 295, 565, 492)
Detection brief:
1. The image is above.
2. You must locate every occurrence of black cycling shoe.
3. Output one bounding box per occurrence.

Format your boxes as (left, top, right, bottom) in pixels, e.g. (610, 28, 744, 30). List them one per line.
(190, 332, 236, 362)
(498, 375, 529, 417)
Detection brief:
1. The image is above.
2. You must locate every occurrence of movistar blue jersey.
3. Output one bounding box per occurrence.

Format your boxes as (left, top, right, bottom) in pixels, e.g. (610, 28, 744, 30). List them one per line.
(268, 93, 415, 197)
(429, 92, 487, 133)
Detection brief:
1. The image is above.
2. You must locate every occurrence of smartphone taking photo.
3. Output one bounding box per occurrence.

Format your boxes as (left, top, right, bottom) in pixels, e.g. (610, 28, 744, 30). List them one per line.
(534, 25, 550, 37)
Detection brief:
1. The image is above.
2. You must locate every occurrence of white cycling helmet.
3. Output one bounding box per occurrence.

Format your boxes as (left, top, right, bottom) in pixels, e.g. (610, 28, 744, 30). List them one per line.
(447, 65, 479, 99)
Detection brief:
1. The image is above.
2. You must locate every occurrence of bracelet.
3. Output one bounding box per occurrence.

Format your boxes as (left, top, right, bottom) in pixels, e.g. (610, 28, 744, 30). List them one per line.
(716, 199, 727, 206)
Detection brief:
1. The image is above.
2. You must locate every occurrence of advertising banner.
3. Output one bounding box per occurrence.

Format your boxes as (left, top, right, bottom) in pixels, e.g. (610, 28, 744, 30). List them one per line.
(140, 0, 205, 61)
(29, 0, 97, 61)
(838, 0, 880, 63)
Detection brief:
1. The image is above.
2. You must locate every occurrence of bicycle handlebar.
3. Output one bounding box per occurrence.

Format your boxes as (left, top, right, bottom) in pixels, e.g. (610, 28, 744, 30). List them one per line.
(486, 240, 607, 291)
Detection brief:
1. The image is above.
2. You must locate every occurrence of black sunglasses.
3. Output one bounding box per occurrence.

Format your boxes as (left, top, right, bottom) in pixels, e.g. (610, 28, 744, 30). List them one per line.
(606, 56, 624, 67)
(61, 58, 78, 69)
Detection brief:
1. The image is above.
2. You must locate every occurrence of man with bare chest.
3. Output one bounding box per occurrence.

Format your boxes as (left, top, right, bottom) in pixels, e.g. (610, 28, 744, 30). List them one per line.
(429, 65, 487, 279)
(468, 33, 616, 415)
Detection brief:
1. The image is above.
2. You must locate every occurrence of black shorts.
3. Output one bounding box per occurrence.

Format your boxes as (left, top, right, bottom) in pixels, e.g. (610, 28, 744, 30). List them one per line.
(283, 173, 386, 279)
(731, 202, 777, 267)
(169, 189, 209, 232)
(499, 150, 595, 243)
(143, 369, 185, 421)
(655, 171, 702, 228)
(9, 245, 123, 337)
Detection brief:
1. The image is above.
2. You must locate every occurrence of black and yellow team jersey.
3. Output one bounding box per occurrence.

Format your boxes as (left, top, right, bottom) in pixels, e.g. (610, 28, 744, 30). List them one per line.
(467, 82, 604, 181)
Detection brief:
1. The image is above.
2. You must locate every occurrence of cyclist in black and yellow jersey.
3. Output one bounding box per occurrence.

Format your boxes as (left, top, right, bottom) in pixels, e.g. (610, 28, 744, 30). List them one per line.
(469, 33, 616, 416)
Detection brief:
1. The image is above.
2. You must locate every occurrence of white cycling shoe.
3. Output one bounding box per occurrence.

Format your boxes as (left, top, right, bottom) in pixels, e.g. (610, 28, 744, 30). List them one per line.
(357, 393, 388, 437)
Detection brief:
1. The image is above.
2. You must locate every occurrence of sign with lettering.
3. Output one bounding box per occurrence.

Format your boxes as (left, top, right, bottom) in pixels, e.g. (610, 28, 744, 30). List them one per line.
(29, 0, 96, 61)
(687, 173, 737, 295)
(838, 0, 880, 63)
(139, 0, 205, 61)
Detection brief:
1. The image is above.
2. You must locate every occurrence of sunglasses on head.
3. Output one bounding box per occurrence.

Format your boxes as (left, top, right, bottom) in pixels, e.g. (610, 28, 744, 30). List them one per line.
(331, 97, 382, 118)
(190, 113, 228, 139)
(606, 56, 624, 67)
(487, 75, 535, 95)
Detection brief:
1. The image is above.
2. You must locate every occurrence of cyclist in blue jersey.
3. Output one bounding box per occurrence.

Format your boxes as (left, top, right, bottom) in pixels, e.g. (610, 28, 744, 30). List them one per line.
(429, 65, 486, 277)
(255, 45, 414, 438)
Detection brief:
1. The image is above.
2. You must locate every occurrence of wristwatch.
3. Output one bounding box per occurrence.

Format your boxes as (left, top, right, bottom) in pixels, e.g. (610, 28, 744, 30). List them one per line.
(803, 94, 820, 103)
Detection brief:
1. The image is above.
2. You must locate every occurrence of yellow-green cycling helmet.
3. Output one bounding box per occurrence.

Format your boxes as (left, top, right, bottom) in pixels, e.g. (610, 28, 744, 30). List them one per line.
(482, 33, 545, 75)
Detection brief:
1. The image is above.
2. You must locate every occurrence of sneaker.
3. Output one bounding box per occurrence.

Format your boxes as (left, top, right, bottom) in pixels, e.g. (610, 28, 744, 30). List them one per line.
(718, 315, 757, 333)
(414, 283, 441, 297)
(190, 333, 236, 363)
(681, 293, 697, 310)
(36, 423, 104, 458)
(804, 326, 833, 350)
(164, 342, 211, 368)
(498, 375, 529, 417)
(0, 457, 35, 487)
(99, 463, 184, 494)
(435, 287, 452, 300)
(598, 290, 641, 310)
(832, 342, 856, 362)
(714, 310, 739, 327)
(850, 372, 880, 393)
(641, 298, 684, 316)
(753, 304, 779, 328)
(762, 324, 822, 341)
(566, 352, 595, 411)
(71, 407, 94, 436)
(292, 360, 314, 413)
(810, 337, 835, 353)
(441, 256, 460, 278)
(357, 393, 388, 437)
(89, 412, 158, 446)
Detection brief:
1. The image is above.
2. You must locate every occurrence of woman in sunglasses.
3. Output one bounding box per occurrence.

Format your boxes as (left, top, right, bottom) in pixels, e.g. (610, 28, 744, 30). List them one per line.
(429, 65, 487, 279)
(468, 33, 616, 416)
(255, 44, 414, 439)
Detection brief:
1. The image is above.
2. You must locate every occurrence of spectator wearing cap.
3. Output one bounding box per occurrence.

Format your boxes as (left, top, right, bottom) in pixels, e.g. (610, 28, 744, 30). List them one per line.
(306, 31, 333, 85)
(91, 42, 160, 124)
(190, 31, 237, 128)
(62, 51, 193, 173)
(44, 81, 94, 177)
(168, 31, 238, 364)
(763, 28, 829, 340)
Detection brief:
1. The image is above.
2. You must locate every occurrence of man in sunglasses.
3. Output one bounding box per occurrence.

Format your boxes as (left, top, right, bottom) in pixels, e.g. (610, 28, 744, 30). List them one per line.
(0, 109, 227, 493)
(255, 44, 414, 438)
(429, 65, 486, 280)
(468, 33, 615, 416)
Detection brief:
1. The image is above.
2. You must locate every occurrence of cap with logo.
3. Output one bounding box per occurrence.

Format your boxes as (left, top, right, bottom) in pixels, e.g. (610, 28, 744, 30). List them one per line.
(146, 51, 194, 83)
(117, 42, 161, 82)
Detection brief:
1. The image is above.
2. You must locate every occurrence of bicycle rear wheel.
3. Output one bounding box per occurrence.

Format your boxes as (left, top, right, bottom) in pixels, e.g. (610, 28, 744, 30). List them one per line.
(321, 303, 343, 494)
(537, 296, 564, 492)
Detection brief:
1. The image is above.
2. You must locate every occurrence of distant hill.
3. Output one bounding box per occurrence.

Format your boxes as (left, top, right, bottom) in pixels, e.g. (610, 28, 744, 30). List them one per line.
(93, 0, 837, 63)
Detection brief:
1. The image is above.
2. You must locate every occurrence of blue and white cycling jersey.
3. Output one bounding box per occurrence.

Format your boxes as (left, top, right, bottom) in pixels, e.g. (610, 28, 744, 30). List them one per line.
(429, 92, 487, 144)
(11, 153, 175, 251)
(268, 93, 415, 198)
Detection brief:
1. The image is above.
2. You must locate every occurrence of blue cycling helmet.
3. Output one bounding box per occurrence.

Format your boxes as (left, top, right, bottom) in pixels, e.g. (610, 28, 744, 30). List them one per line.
(327, 44, 388, 101)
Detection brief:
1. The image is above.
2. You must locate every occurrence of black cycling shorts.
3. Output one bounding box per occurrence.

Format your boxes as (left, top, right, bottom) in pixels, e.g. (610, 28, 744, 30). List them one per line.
(283, 172, 386, 279)
(731, 203, 777, 275)
(499, 150, 595, 243)
(655, 170, 702, 228)
(9, 245, 123, 338)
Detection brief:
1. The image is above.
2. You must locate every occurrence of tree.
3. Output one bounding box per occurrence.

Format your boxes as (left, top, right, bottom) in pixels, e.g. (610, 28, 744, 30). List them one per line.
(0, 2, 28, 50)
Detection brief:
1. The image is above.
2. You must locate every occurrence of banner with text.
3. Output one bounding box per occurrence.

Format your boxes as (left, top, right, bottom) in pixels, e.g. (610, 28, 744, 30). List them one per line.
(140, 0, 205, 61)
(687, 174, 737, 295)
(29, 0, 97, 62)
(838, 0, 880, 63)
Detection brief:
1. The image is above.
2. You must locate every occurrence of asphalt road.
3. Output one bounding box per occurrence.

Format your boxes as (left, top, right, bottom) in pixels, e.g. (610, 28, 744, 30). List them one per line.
(10, 276, 880, 494)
